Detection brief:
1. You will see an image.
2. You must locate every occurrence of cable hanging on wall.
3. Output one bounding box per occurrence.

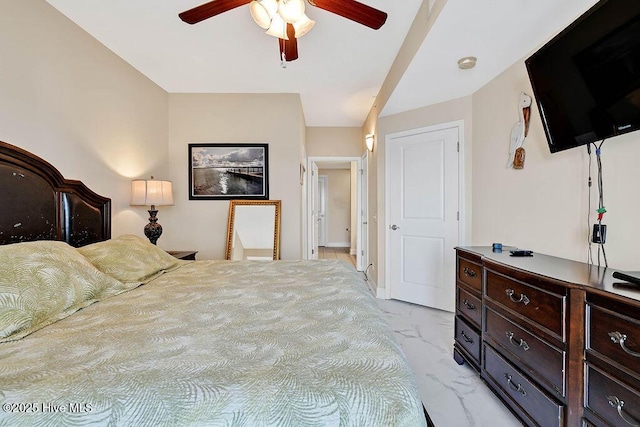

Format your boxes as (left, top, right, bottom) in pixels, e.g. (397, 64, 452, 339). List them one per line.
(587, 139, 608, 268)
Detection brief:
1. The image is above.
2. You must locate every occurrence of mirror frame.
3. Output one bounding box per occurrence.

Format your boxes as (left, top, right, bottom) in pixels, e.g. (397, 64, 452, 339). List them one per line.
(225, 199, 281, 260)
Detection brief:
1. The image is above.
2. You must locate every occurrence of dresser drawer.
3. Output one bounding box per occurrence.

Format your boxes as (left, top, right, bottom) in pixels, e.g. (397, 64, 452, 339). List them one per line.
(485, 306, 565, 396)
(585, 364, 640, 427)
(458, 257, 482, 292)
(457, 286, 481, 327)
(588, 304, 640, 376)
(485, 270, 565, 338)
(455, 316, 480, 364)
(484, 344, 564, 427)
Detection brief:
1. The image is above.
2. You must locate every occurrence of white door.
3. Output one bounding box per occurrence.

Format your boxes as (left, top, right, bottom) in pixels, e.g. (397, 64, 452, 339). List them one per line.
(317, 175, 328, 247)
(388, 126, 459, 311)
(311, 163, 320, 260)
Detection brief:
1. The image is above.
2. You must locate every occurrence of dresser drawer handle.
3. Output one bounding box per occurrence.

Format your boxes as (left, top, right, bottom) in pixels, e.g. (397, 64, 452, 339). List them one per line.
(608, 332, 640, 358)
(506, 289, 530, 305)
(463, 267, 477, 278)
(460, 330, 474, 344)
(462, 299, 476, 310)
(504, 374, 527, 396)
(607, 395, 640, 427)
(506, 331, 530, 351)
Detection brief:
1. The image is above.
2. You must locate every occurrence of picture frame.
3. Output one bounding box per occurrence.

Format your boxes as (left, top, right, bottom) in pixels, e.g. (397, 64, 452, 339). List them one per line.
(188, 143, 269, 200)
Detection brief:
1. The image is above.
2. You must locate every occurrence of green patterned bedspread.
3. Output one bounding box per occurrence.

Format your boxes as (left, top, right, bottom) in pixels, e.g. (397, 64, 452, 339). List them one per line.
(0, 260, 426, 426)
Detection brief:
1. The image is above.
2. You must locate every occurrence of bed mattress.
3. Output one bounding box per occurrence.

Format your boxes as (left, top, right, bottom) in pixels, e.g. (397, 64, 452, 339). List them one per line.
(0, 260, 425, 426)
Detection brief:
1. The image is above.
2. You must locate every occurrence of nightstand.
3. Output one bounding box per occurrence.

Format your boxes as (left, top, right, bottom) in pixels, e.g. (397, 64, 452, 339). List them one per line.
(166, 251, 198, 260)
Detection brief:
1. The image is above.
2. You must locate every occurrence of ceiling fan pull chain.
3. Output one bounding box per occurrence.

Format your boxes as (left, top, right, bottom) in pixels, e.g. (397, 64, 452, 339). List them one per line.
(281, 51, 287, 68)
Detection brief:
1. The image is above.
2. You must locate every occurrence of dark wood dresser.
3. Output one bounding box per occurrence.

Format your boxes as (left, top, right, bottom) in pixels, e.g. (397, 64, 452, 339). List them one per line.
(453, 246, 640, 427)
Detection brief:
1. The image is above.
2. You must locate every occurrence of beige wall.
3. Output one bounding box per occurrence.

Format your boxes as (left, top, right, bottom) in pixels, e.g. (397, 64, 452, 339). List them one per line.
(368, 96, 472, 291)
(318, 169, 351, 246)
(0, 0, 169, 239)
(164, 93, 305, 260)
(472, 57, 640, 270)
(306, 127, 362, 157)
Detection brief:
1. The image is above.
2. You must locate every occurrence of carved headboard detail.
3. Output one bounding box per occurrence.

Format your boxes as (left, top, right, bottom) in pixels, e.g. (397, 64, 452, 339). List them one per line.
(0, 140, 111, 247)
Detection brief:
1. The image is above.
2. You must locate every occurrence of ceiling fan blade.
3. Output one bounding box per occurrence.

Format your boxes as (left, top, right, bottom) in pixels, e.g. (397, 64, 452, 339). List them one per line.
(179, 0, 251, 24)
(309, 0, 387, 30)
(279, 24, 299, 62)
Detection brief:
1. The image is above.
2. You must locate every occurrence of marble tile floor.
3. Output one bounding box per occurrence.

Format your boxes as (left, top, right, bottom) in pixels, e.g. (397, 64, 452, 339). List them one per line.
(375, 299, 521, 427)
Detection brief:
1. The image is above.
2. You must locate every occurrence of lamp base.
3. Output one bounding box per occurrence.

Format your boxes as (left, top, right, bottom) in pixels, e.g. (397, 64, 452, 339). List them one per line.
(144, 208, 163, 245)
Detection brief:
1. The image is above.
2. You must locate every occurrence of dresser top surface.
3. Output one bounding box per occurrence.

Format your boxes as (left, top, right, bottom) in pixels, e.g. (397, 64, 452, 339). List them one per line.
(456, 246, 640, 304)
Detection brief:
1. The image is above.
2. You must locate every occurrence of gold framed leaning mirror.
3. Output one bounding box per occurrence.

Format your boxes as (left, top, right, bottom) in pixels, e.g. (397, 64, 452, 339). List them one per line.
(225, 200, 281, 260)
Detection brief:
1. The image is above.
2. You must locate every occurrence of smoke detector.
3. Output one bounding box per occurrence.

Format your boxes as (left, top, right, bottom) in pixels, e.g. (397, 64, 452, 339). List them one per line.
(457, 56, 477, 70)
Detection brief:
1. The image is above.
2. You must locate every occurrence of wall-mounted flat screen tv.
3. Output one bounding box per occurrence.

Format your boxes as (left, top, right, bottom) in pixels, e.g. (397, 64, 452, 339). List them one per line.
(526, 0, 640, 153)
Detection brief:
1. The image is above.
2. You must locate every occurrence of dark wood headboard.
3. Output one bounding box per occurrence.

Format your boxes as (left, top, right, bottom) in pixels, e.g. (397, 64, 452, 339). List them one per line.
(0, 140, 111, 247)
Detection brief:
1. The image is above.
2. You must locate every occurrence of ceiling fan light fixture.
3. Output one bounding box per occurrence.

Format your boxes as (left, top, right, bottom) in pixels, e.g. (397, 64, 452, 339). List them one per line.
(266, 13, 289, 39)
(278, 0, 305, 24)
(293, 13, 315, 38)
(250, 0, 277, 29)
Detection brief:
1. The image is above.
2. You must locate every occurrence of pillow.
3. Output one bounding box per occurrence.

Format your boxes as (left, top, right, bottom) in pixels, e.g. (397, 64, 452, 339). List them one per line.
(78, 234, 181, 284)
(0, 240, 128, 342)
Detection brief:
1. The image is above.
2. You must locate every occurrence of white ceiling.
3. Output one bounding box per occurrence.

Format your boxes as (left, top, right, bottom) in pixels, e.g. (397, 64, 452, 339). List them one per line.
(382, 0, 599, 117)
(44, 0, 598, 127)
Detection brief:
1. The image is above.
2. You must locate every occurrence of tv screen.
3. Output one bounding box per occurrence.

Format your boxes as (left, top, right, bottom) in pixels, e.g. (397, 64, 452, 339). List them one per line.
(525, 0, 640, 153)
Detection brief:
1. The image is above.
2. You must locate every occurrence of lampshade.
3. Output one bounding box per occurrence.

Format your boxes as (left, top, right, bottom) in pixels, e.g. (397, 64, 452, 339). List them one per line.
(251, 0, 314, 43)
(293, 13, 315, 38)
(130, 179, 174, 207)
(365, 134, 375, 152)
(266, 13, 288, 39)
(250, 0, 277, 30)
(278, 0, 305, 24)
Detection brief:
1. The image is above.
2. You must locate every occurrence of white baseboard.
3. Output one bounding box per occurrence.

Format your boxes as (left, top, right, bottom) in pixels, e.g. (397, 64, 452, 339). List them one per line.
(359, 269, 382, 298)
(375, 283, 387, 299)
(326, 242, 350, 248)
(350, 247, 356, 255)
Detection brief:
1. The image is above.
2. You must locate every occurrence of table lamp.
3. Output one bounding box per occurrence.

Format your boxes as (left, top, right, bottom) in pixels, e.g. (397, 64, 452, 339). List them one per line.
(130, 177, 174, 244)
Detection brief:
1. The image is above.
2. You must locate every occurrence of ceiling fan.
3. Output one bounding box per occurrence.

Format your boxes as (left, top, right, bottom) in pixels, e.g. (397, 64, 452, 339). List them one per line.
(179, 0, 388, 63)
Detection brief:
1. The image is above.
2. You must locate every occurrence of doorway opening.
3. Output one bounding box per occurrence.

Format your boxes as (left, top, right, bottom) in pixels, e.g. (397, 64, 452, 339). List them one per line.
(306, 156, 366, 271)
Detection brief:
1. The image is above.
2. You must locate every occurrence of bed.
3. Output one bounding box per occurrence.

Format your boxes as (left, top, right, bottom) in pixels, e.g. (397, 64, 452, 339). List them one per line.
(0, 141, 428, 426)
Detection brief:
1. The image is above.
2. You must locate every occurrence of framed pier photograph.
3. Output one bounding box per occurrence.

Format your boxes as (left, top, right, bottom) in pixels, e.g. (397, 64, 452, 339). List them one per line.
(188, 143, 269, 200)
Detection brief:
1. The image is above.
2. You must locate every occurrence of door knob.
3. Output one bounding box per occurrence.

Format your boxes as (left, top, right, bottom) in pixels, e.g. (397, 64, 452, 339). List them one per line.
(390, 224, 400, 230)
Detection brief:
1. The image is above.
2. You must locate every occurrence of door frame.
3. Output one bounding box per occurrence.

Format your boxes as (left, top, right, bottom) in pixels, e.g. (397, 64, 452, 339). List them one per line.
(306, 156, 363, 269)
(360, 151, 369, 273)
(310, 162, 320, 260)
(317, 174, 328, 247)
(383, 120, 467, 299)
